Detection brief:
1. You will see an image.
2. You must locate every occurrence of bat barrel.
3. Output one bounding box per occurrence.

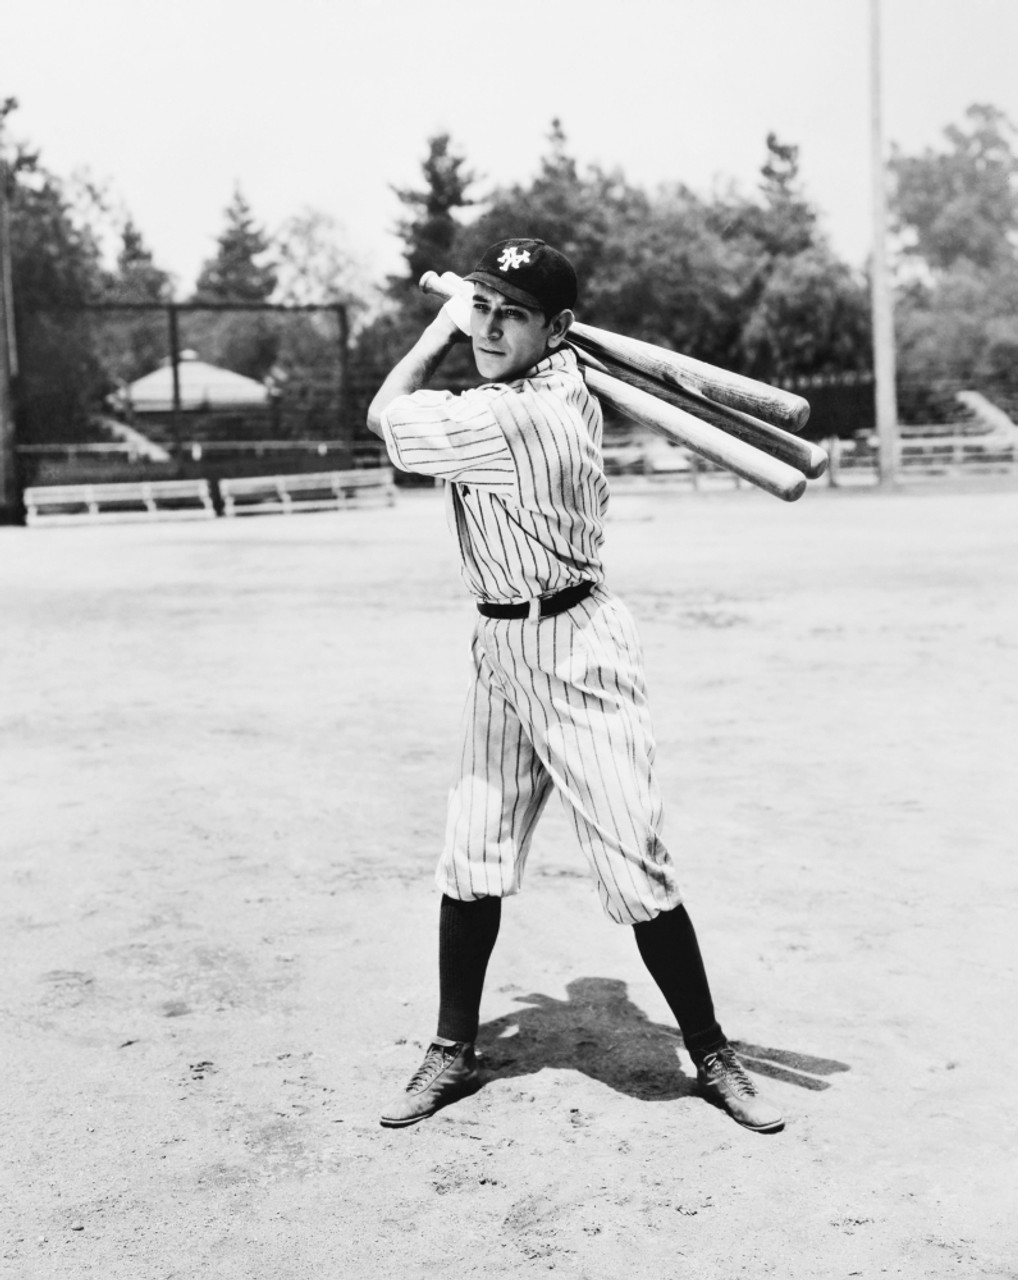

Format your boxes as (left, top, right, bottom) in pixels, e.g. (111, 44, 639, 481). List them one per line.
(575, 347, 828, 478)
(569, 326, 811, 433)
(585, 369, 807, 502)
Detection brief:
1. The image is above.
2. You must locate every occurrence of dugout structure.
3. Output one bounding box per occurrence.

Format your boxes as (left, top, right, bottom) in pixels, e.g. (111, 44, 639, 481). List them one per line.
(12, 300, 388, 495)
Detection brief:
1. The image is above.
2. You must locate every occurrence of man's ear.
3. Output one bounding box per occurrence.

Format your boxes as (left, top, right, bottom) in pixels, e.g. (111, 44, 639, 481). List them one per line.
(546, 309, 574, 350)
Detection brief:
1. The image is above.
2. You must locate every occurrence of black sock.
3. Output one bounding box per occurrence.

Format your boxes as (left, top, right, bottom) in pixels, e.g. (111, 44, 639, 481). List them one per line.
(633, 903, 726, 1064)
(436, 894, 502, 1044)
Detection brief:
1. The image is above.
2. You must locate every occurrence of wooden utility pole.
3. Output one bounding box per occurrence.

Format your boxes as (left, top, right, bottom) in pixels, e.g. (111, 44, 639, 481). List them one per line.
(870, 0, 898, 485)
(0, 143, 18, 522)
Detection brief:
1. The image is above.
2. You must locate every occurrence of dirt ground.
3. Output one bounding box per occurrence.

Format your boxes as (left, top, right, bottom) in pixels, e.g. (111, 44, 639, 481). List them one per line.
(2, 477, 1016, 1279)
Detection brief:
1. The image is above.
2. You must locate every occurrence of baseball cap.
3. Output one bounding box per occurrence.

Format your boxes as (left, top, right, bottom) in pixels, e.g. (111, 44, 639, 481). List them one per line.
(465, 238, 577, 315)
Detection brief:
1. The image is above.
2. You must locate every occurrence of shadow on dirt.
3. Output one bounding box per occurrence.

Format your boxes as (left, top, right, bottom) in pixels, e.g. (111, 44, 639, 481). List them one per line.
(477, 977, 849, 1100)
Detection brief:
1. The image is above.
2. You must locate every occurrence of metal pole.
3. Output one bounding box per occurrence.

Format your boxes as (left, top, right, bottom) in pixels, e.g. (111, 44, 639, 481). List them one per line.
(168, 303, 182, 469)
(334, 303, 351, 466)
(870, 0, 898, 485)
(0, 149, 19, 522)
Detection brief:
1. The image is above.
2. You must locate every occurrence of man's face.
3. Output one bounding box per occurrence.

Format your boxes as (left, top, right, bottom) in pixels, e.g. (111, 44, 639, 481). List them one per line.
(470, 282, 559, 382)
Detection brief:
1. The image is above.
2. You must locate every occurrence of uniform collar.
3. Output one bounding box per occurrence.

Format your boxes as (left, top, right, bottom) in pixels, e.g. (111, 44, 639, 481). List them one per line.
(521, 346, 578, 382)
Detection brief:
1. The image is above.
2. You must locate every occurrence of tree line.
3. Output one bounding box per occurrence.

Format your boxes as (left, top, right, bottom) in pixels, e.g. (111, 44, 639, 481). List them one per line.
(369, 109, 1018, 417)
(3, 96, 1017, 444)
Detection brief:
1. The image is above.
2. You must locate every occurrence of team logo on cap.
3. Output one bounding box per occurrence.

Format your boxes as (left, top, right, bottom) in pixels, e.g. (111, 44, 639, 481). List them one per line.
(497, 246, 531, 272)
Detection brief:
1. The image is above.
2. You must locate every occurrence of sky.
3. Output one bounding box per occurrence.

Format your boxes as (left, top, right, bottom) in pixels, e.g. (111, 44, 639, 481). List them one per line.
(2, 0, 1017, 297)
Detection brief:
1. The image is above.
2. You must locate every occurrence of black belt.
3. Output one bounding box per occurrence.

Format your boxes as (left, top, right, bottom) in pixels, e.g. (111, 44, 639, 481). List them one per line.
(477, 580, 595, 620)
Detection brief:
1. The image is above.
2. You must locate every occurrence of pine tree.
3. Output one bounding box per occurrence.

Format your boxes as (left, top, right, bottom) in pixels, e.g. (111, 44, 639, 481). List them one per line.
(106, 219, 172, 303)
(388, 134, 475, 301)
(96, 220, 174, 386)
(757, 133, 817, 258)
(193, 188, 277, 303)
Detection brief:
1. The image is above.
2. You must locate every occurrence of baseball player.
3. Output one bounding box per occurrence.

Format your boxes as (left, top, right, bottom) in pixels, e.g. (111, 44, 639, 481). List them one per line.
(366, 238, 783, 1134)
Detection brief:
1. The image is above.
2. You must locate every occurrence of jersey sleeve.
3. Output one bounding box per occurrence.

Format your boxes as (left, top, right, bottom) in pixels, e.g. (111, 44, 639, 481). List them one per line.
(380, 387, 517, 492)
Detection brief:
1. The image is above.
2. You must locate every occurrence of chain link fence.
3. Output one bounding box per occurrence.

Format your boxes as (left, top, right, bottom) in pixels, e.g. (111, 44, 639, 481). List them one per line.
(13, 301, 395, 489)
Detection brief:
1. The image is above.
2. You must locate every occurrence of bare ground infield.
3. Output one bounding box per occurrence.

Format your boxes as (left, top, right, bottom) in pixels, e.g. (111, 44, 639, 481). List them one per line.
(1, 478, 1016, 1280)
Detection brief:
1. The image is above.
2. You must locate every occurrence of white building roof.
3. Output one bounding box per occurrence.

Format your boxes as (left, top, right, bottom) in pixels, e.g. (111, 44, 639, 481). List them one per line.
(121, 351, 270, 412)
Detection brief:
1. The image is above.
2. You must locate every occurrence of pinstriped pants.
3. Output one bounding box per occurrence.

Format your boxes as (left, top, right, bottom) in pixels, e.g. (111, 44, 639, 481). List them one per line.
(438, 586, 683, 925)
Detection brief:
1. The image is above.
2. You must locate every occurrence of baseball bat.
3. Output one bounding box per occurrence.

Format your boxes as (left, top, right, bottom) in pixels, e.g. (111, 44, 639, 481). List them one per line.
(568, 325, 811, 434)
(572, 345, 828, 479)
(581, 368, 807, 502)
(419, 271, 807, 502)
(424, 270, 811, 434)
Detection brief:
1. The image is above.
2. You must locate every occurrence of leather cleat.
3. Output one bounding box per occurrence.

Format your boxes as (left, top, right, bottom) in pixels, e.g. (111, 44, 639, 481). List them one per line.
(379, 1041, 481, 1128)
(697, 1045, 784, 1133)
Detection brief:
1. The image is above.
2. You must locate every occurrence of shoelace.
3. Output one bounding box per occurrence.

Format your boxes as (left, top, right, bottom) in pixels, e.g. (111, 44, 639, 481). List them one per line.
(703, 1048, 757, 1097)
(407, 1044, 459, 1092)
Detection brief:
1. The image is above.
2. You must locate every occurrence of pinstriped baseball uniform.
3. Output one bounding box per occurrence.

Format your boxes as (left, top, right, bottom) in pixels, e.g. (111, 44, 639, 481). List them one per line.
(381, 348, 683, 925)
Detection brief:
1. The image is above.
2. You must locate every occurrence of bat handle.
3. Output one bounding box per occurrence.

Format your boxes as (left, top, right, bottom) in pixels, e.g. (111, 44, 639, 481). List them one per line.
(418, 270, 470, 303)
(418, 270, 448, 301)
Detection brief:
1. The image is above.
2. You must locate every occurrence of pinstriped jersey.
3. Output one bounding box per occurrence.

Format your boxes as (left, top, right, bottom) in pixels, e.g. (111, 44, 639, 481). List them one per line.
(381, 349, 608, 604)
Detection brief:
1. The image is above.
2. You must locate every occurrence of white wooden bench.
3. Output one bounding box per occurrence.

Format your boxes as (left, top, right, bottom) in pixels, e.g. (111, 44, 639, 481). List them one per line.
(24, 479, 216, 525)
(219, 468, 396, 517)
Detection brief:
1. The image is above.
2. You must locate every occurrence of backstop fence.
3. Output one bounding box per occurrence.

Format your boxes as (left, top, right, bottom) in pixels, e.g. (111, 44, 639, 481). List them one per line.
(12, 300, 394, 490)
